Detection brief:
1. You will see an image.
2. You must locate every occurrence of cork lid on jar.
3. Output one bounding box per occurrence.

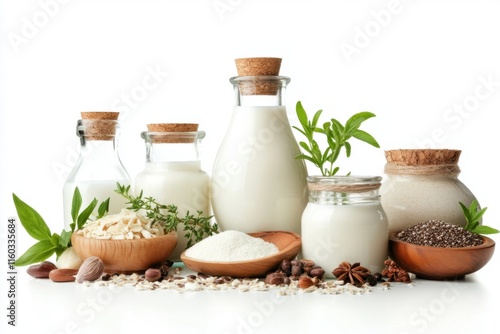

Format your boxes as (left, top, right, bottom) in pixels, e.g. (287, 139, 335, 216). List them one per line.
(234, 57, 284, 95)
(80, 111, 120, 141)
(384, 149, 462, 175)
(146, 123, 199, 143)
(385, 149, 461, 166)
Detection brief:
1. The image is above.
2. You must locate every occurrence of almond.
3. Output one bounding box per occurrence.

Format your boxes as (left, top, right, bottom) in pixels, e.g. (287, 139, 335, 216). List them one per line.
(49, 269, 78, 282)
(76, 256, 104, 283)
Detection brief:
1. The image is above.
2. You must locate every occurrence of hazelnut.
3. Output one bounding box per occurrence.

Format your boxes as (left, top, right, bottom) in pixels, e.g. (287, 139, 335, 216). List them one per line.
(145, 268, 162, 282)
(309, 267, 325, 279)
(297, 275, 320, 289)
(27, 261, 57, 278)
(300, 259, 315, 268)
(280, 260, 292, 276)
(76, 256, 104, 283)
(265, 272, 287, 285)
(291, 264, 302, 277)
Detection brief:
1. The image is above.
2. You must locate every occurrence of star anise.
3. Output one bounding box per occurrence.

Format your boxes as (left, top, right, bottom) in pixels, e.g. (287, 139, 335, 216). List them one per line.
(332, 262, 371, 287)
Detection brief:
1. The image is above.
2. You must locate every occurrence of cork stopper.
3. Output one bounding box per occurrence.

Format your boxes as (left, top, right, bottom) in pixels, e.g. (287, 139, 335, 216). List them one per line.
(385, 149, 461, 166)
(234, 57, 282, 95)
(81, 112, 119, 120)
(146, 123, 199, 143)
(79, 112, 119, 140)
(235, 57, 282, 76)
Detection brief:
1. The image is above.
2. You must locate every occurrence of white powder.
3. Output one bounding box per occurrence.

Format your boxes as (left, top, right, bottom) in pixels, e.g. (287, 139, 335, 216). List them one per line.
(185, 230, 279, 262)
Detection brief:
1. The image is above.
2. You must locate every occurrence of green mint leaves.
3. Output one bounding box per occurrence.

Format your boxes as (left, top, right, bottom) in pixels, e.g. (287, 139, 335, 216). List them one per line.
(460, 200, 499, 235)
(293, 101, 380, 176)
(13, 188, 108, 266)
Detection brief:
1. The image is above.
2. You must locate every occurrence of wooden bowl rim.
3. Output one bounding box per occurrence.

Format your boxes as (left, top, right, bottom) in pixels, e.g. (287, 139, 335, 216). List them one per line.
(180, 230, 301, 265)
(389, 231, 495, 251)
(72, 231, 178, 244)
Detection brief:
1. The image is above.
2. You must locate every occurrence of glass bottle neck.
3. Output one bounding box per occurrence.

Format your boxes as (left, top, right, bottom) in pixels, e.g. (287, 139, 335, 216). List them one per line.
(307, 176, 382, 205)
(230, 75, 290, 107)
(141, 131, 204, 163)
(77, 118, 122, 162)
(66, 119, 130, 183)
(79, 139, 120, 161)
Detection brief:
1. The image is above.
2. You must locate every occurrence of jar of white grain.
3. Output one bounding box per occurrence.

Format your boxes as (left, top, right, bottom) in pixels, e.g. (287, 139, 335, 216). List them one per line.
(301, 176, 388, 278)
(380, 149, 478, 233)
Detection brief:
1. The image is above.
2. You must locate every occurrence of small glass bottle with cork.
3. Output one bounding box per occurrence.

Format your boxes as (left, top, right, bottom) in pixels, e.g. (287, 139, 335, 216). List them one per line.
(63, 112, 131, 230)
(134, 123, 211, 261)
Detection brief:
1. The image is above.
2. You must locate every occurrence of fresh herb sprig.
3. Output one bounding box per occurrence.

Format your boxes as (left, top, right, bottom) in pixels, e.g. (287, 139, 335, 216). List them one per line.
(293, 101, 380, 176)
(460, 200, 499, 235)
(115, 183, 218, 248)
(12, 187, 108, 266)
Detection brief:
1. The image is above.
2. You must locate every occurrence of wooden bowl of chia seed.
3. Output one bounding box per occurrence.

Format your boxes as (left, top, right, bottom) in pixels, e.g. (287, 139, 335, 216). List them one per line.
(389, 223, 495, 280)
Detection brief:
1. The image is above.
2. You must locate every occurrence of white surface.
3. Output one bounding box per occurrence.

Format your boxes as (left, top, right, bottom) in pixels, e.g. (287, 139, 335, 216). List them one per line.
(9, 256, 500, 334)
(1, 0, 500, 333)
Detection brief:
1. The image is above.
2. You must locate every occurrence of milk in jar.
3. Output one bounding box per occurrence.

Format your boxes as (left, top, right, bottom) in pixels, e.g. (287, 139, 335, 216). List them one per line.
(301, 176, 388, 277)
(134, 123, 210, 261)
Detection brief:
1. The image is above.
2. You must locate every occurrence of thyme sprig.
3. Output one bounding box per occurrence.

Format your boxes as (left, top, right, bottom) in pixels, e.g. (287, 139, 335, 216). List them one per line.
(115, 183, 218, 247)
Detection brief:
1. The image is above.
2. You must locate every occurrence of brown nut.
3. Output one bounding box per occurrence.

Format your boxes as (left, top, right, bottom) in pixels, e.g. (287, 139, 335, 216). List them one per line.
(309, 267, 325, 279)
(280, 260, 292, 276)
(27, 261, 57, 278)
(291, 264, 302, 277)
(265, 272, 288, 285)
(49, 269, 78, 282)
(300, 259, 315, 268)
(297, 275, 320, 289)
(145, 268, 162, 282)
(76, 256, 104, 283)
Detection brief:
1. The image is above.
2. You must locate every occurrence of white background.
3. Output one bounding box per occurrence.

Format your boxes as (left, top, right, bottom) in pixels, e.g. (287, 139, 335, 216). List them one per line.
(1, 0, 500, 333)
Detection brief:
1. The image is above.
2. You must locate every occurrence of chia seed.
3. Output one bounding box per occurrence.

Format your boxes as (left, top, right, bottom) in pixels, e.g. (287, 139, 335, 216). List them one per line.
(397, 219, 484, 248)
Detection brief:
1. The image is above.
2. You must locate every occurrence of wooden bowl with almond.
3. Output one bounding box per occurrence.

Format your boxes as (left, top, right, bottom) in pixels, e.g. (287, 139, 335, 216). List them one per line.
(389, 231, 495, 280)
(71, 232, 178, 274)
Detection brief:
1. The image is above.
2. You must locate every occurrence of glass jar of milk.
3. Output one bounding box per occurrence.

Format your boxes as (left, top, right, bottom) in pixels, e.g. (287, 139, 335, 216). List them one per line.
(301, 176, 388, 277)
(134, 123, 211, 261)
(63, 112, 131, 230)
(380, 149, 478, 233)
(211, 57, 308, 234)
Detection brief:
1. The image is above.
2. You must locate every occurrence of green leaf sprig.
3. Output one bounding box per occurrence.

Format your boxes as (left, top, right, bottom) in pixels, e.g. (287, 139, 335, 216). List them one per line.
(293, 101, 380, 176)
(13, 187, 108, 266)
(115, 183, 218, 248)
(460, 200, 499, 235)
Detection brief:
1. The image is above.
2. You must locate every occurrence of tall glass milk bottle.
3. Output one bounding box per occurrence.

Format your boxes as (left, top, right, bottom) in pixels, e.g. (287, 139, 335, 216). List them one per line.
(211, 57, 308, 234)
(63, 112, 131, 229)
(134, 123, 211, 261)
